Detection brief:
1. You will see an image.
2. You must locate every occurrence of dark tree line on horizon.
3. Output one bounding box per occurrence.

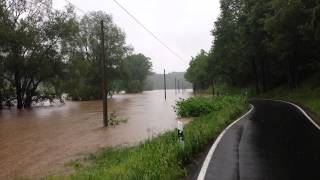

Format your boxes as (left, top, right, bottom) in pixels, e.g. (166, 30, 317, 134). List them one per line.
(0, 0, 152, 109)
(186, 0, 320, 94)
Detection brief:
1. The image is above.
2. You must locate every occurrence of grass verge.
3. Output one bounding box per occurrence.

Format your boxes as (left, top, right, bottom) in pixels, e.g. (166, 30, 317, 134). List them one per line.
(50, 96, 247, 180)
(259, 77, 320, 115)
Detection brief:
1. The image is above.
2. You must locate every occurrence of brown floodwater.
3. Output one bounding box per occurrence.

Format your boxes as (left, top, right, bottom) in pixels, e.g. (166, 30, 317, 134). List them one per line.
(0, 89, 192, 179)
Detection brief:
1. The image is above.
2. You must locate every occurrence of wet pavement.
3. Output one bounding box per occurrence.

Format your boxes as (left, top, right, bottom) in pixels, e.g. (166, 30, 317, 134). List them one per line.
(201, 100, 320, 180)
(0, 90, 191, 179)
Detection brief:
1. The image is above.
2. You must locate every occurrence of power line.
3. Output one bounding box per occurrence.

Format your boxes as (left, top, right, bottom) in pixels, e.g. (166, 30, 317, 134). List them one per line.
(111, 0, 188, 65)
(62, 0, 187, 65)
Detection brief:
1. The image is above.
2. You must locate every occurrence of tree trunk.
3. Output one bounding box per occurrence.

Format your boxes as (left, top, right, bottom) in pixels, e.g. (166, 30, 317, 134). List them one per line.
(261, 59, 267, 92)
(287, 59, 296, 89)
(23, 81, 40, 108)
(15, 71, 23, 109)
(292, 56, 299, 89)
(0, 79, 3, 109)
(193, 83, 196, 95)
(292, 42, 299, 89)
(211, 79, 215, 97)
(24, 89, 33, 108)
(24, 96, 32, 108)
(0, 92, 3, 110)
(251, 59, 260, 94)
(229, 68, 237, 86)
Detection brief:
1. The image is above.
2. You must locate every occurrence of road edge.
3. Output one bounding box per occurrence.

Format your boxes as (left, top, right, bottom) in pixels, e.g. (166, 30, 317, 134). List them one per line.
(196, 105, 254, 180)
(266, 99, 320, 130)
(196, 99, 319, 180)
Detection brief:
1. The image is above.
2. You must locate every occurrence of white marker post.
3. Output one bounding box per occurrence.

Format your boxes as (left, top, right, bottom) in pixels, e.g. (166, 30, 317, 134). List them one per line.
(177, 121, 184, 147)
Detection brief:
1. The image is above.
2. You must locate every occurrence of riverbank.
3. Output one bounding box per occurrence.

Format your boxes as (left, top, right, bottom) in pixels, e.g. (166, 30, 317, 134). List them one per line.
(0, 90, 191, 179)
(51, 95, 247, 179)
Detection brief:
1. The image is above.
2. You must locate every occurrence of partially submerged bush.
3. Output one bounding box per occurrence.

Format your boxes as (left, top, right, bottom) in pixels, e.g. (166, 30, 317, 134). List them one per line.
(175, 96, 245, 117)
(108, 111, 128, 126)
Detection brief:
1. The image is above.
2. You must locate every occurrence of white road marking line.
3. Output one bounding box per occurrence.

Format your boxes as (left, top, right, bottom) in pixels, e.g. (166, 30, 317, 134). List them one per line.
(197, 99, 319, 180)
(197, 105, 254, 180)
(270, 100, 320, 130)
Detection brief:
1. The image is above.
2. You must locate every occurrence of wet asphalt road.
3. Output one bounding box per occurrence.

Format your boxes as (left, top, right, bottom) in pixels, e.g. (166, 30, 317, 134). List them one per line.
(203, 100, 320, 180)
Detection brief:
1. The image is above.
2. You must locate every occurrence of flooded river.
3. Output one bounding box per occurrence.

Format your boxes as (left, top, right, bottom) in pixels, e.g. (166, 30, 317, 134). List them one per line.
(0, 90, 192, 179)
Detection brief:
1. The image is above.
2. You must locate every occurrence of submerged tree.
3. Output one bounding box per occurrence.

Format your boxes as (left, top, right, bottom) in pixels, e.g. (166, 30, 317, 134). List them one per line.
(64, 11, 130, 100)
(0, 0, 155, 110)
(121, 53, 152, 93)
(0, 0, 78, 108)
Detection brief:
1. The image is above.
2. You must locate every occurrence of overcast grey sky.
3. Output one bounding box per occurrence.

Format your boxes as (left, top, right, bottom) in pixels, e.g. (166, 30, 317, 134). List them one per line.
(53, 0, 220, 73)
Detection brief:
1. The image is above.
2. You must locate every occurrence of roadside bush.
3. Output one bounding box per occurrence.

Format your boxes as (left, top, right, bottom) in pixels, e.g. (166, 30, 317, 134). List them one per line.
(175, 96, 245, 117)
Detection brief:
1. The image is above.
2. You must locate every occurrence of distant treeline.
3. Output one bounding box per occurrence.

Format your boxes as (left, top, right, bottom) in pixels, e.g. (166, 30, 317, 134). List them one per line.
(144, 72, 192, 90)
(0, 0, 151, 109)
(186, 0, 320, 94)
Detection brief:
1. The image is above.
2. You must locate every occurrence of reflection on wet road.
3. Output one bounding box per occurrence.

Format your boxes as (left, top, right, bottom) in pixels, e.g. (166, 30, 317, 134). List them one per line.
(0, 90, 192, 179)
(201, 100, 320, 180)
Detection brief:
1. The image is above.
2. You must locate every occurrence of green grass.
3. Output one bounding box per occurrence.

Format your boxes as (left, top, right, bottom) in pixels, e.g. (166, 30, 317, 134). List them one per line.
(50, 96, 247, 180)
(259, 76, 320, 114)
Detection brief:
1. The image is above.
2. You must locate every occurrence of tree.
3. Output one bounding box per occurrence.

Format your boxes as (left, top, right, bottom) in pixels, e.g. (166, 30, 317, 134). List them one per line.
(264, 0, 311, 88)
(0, 0, 78, 108)
(64, 11, 130, 100)
(208, 0, 247, 87)
(240, 0, 273, 92)
(187, 0, 320, 94)
(185, 50, 211, 90)
(121, 53, 152, 93)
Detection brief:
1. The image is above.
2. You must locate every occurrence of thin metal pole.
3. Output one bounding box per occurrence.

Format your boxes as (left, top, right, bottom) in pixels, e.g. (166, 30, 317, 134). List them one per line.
(101, 20, 108, 127)
(164, 69, 166, 100)
(178, 80, 180, 93)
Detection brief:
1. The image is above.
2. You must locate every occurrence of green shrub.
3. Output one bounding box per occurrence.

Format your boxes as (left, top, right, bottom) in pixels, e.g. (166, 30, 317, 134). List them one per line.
(175, 96, 245, 117)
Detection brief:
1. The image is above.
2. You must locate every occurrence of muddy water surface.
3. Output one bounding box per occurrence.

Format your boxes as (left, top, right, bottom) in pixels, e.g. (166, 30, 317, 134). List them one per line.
(0, 90, 192, 179)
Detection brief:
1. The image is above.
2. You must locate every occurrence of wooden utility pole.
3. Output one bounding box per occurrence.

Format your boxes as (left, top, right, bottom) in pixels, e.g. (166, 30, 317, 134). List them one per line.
(182, 80, 184, 92)
(193, 83, 196, 95)
(175, 78, 177, 94)
(164, 69, 166, 100)
(101, 20, 108, 127)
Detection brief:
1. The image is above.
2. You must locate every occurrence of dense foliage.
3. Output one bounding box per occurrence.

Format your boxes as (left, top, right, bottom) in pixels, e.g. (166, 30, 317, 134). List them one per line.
(52, 96, 246, 179)
(64, 12, 129, 100)
(185, 50, 211, 90)
(0, 0, 152, 108)
(175, 96, 245, 117)
(0, 0, 78, 108)
(186, 0, 320, 94)
(121, 54, 152, 93)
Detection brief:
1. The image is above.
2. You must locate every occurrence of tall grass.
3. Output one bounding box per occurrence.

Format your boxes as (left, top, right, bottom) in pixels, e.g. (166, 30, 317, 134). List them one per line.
(51, 96, 247, 180)
(260, 76, 320, 114)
